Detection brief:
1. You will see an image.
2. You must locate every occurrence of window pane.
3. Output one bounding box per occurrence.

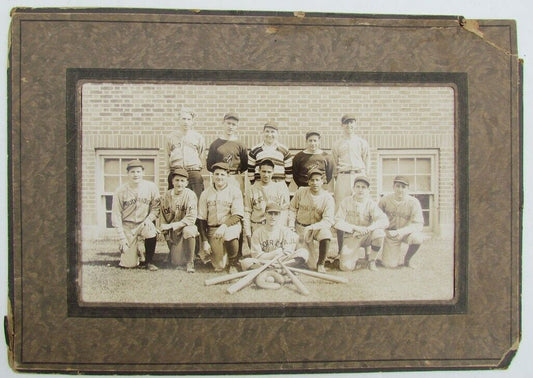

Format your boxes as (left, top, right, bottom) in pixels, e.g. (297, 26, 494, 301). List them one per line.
(106, 212, 113, 228)
(416, 175, 431, 191)
(140, 159, 155, 175)
(382, 158, 398, 174)
(105, 195, 113, 211)
(104, 158, 120, 174)
(382, 175, 395, 192)
(413, 194, 430, 209)
(398, 158, 415, 174)
(422, 211, 430, 227)
(104, 176, 120, 192)
(416, 158, 431, 174)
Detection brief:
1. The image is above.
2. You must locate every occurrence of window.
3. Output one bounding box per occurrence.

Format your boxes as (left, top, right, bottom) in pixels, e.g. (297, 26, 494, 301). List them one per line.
(96, 150, 158, 229)
(377, 150, 439, 231)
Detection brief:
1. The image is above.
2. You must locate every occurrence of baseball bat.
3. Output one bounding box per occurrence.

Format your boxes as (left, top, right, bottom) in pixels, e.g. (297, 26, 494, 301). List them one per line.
(204, 269, 255, 286)
(287, 267, 349, 283)
(227, 253, 281, 294)
(279, 260, 310, 296)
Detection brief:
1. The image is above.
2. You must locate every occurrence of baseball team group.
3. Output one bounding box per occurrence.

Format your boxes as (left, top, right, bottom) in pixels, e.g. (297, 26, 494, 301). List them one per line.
(111, 108, 425, 276)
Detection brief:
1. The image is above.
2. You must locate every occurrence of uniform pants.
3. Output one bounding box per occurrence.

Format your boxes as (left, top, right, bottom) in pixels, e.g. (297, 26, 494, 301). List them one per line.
(339, 229, 385, 271)
(207, 223, 242, 270)
(295, 223, 332, 269)
(166, 225, 199, 266)
(381, 231, 425, 268)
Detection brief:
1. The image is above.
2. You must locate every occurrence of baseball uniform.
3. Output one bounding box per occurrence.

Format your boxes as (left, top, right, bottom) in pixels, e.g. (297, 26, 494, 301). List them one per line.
(292, 150, 335, 187)
(198, 182, 244, 270)
(335, 195, 389, 271)
(112, 179, 161, 268)
(248, 142, 293, 185)
(166, 129, 206, 198)
(378, 193, 425, 268)
(244, 181, 290, 237)
(160, 187, 199, 267)
(289, 186, 335, 269)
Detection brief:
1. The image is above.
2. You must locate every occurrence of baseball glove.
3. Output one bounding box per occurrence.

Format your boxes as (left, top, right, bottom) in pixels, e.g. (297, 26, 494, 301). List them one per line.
(255, 270, 285, 290)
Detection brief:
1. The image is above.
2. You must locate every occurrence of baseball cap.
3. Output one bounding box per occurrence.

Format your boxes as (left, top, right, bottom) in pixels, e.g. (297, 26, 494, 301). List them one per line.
(353, 175, 370, 187)
(393, 175, 410, 186)
(263, 121, 279, 131)
(126, 159, 144, 171)
(265, 202, 282, 213)
(341, 114, 357, 124)
(306, 131, 320, 139)
(259, 159, 275, 168)
(211, 162, 230, 172)
(170, 168, 188, 179)
(307, 168, 324, 179)
(224, 112, 239, 121)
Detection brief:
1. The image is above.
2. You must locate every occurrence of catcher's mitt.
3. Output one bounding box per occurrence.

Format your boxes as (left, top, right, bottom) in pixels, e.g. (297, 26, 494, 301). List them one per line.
(255, 270, 285, 290)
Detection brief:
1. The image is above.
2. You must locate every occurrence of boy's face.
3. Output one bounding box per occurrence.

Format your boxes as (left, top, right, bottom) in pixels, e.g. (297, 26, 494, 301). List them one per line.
(213, 168, 228, 187)
(180, 112, 194, 130)
(342, 119, 356, 134)
(259, 164, 274, 184)
(306, 135, 320, 152)
(353, 181, 369, 200)
(308, 174, 323, 193)
(172, 176, 188, 192)
(266, 211, 281, 226)
(223, 118, 238, 136)
(127, 167, 144, 183)
(393, 182, 408, 198)
(263, 127, 278, 144)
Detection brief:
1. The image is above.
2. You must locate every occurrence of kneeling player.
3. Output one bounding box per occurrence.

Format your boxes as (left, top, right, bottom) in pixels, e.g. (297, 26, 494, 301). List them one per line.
(378, 176, 425, 268)
(198, 162, 244, 273)
(289, 168, 335, 273)
(334, 176, 388, 271)
(160, 169, 199, 273)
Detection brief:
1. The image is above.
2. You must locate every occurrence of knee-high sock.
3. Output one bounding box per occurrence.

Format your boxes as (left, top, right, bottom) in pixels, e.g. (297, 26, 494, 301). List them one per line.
(224, 239, 240, 266)
(144, 237, 157, 264)
(404, 244, 421, 265)
(184, 237, 196, 264)
(318, 239, 330, 266)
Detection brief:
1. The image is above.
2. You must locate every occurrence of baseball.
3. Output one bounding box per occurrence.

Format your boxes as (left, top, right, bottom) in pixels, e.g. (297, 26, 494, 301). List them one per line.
(265, 276, 275, 283)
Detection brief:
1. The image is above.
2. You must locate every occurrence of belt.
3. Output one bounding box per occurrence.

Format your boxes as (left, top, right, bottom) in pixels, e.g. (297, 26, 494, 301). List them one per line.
(251, 219, 266, 224)
(339, 169, 362, 174)
(296, 221, 311, 227)
(186, 168, 201, 172)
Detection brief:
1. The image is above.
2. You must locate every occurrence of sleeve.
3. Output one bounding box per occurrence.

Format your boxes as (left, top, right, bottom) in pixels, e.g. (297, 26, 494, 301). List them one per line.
(165, 136, 173, 169)
(197, 190, 208, 221)
(284, 148, 293, 184)
(239, 143, 249, 174)
(247, 147, 257, 184)
(243, 187, 253, 236)
(368, 201, 389, 231)
(206, 141, 216, 173)
(279, 182, 291, 210)
(159, 192, 171, 225)
(362, 139, 370, 175)
(282, 228, 298, 254)
(147, 184, 161, 222)
(325, 153, 335, 184)
(198, 134, 206, 169)
(312, 193, 335, 228)
(398, 198, 424, 235)
(250, 230, 263, 259)
(181, 191, 198, 226)
(291, 153, 303, 187)
(288, 189, 300, 227)
(334, 198, 353, 232)
(331, 142, 339, 177)
(111, 189, 126, 240)
(230, 186, 245, 217)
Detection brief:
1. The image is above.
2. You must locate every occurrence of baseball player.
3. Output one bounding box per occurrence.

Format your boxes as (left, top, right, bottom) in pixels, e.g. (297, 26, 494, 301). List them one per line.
(111, 159, 161, 271)
(197, 162, 244, 273)
(244, 159, 290, 248)
(240, 202, 308, 270)
(289, 168, 335, 273)
(334, 175, 389, 271)
(166, 107, 206, 199)
(378, 176, 425, 268)
(206, 112, 248, 193)
(159, 168, 199, 273)
(248, 121, 293, 186)
(292, 131, 335, 188)
(331, 114, 370, 252)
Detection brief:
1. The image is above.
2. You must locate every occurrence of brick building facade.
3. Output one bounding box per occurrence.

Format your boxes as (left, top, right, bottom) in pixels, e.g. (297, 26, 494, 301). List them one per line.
(80, 83, 455, 241)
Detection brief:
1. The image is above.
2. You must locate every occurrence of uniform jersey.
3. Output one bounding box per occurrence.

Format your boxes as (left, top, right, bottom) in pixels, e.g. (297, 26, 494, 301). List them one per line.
(289, 187, 335, 229)
(166, 129, 205, 170)
(378, 193, 424, 234)
(335, 195, 389, 232)
(250, 225, 299, 259)
(112, 180, 161, 239)
(248, 142, 293, 184)
(244, 181, 290, 235)
(206, 137, 248, 173)
(292, 150, 335, 187)
(198, 183, 244, 226)
(331, 134, 369, 174)
(159, 188, 198, 227)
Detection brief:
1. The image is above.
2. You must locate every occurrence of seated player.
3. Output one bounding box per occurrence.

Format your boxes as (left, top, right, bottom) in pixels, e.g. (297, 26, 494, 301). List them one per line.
(334, 175, 389, 271)
(159, 168, 199, 273)
(197, 162, 244, 273)
(289, 168, 335, 273)
(378, 175, 425, 268)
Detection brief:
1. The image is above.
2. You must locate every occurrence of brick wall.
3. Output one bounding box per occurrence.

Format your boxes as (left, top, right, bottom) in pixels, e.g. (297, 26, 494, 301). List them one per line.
(81, 83, 455, 240)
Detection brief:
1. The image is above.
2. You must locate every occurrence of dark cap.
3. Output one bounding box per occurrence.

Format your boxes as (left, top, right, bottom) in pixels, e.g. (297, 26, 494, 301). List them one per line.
(223, 112, 239, 121)
(265, 202, 282, 213)
(263, 121, 279, 131)
(341, 114, 357, 124)
(211, 162, 230, 172)
(393, 175, 410, 186)
(259, 158, 275, 168)
(170, 168, 188, 179)
(306, 131, 320, 139)
(353, 175, 370, 187)
(126, 159, 144, 171)
(307, 168, 324, 179)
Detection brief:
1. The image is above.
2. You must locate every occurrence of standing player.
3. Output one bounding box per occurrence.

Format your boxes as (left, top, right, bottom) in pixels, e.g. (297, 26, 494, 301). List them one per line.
(206, 112, 248, 193)
(292, 131, 335, 188)
(334, 176, 389, 271)
(166, 107, 206, 199)
(289, 168, 335, 273)
(197, 162, 244, 273)
(159, 168, 199, 273)
(244, 159, 290, 248)
(248, 121, 293, 186)
(378, 176, 425, 268)
(111, 159, 161, 271)
(331, 114, 370, 252)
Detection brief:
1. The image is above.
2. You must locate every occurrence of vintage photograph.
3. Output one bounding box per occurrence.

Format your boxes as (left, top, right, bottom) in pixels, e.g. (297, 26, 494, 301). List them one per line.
(77, 76, 457, 306)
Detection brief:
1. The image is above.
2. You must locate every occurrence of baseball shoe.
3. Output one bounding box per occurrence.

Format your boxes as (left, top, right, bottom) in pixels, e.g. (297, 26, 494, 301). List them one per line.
(404, 261, 416, 269)
(146, 263, 158, 271)
(368, 260, 377, 271)
(198, 250, 211, 265)
(317, 264, 326, 273)
(186, 262, 195, 273)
